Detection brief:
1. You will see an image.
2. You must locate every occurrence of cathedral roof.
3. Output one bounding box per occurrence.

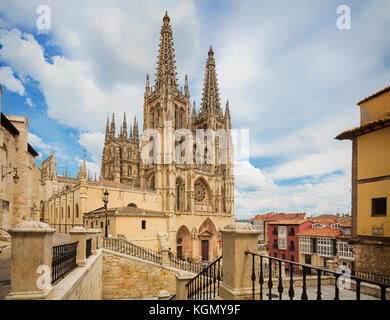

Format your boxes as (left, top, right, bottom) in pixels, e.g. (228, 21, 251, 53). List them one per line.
(86, 205, 167, 217)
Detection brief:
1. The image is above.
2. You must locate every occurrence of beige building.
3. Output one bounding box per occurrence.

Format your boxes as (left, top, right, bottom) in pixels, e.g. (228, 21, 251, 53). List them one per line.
(0, 85, 40, 230)
(42, 12, 235, 262)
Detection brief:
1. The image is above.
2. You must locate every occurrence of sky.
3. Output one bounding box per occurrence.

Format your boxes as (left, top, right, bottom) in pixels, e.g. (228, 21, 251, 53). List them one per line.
(0, 0, 389, 219)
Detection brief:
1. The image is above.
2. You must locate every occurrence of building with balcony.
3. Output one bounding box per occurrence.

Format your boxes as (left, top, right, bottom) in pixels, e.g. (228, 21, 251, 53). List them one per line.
(267, 219, 312, 264)
(297, 218, 354, 270)
(336, 84, 390, 275)
(248, 212, 306, 245)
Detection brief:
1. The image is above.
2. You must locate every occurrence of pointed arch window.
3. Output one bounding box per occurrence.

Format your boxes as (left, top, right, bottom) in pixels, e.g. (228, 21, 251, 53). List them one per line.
(176, 178, 185, 211)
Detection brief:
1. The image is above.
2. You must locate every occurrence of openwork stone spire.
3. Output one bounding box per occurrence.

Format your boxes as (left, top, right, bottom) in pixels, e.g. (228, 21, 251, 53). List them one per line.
(201, 46, 222, 114)
(155, 11, 178, 89)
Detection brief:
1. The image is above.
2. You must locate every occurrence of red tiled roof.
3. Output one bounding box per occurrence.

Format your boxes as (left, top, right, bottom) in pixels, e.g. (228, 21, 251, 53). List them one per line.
(268, 219, 309, 225)
(297, 226, 342, 238)
(248, 213, 306, 222)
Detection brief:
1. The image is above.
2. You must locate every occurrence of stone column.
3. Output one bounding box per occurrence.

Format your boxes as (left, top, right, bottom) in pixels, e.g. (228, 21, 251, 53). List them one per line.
(219, 222, 261, 300)
(161, 248, 170, 266)
(6, 221, 55, 300)
(88, 229, 100, 255)
(175, 271, 195, 300)
(69, 226, 88, 267)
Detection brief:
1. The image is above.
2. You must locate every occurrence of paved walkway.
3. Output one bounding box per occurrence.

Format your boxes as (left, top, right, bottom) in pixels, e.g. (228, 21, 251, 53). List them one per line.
(263, 285, 378, 300)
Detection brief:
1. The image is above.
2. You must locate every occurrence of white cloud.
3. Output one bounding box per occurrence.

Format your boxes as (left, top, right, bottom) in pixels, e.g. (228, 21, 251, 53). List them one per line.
(0, 66, 25, 95)
(235, 161, 351, 219)
(78, 131, 105, 165)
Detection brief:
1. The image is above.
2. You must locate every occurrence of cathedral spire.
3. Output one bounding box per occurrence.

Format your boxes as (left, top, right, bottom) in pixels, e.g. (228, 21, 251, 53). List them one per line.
(105, 117, 110, 142)
(145, 74, 150, 96)
(155, 11, 178, 89)
(81, 149, 87, 180)
(200, 45, 222, 115)
(184, 74, 189, 96)
(225, 100, 231, 128)
(122, 112, 127, 139)
(110, 113, 116, 137)
(133, 116, 139, 140)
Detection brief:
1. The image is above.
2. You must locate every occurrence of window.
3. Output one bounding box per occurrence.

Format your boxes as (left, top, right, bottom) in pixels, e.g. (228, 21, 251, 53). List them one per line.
(282, 254, 286, 260)
(299, 237, 313, 254)
(274, 253, 278, 258)
(272, 227, 277, 235)
(108, 220, 110, 226)
(290, 240, 295, 250)
(338, 241, 354, 260)
(289, 227, 295, 236)
(278, 237, 287, 250)
(273, 239, 277, 249)
(278, 226, 287, 250)
(90, 222, 93, 228)
(142, 220, 146, 229)
(100, 222, 103, 228)
(312, 224, 323, 228)
(128, 166, 132, 176)
(331, 223, 341, 229)
(291, 255, 295, 262)
(372, 198, 387, 216)
(317, 237, 333, 257)
(76, 204, 79, 218)
(305, 254, 311, 265)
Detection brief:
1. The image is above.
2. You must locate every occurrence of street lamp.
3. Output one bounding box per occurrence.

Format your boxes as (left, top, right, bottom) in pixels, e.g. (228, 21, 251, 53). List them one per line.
(102, 190, 109, 238)
(1, 166, 19, 184)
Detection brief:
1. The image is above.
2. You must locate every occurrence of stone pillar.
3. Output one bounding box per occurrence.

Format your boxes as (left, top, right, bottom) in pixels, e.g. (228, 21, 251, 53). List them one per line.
(161, 248, 169, 266)
(219, 222, 261, 300)
(157, 290, 171, 300)
(69, 226, 88, 267)
(88, 229, 100, 255)
(175, 271, 195, 300)
(326, 260, 338, 272)
(6, 221, 55, 300)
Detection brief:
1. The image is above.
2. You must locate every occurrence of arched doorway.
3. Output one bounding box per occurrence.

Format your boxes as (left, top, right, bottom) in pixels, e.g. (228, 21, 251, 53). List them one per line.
(198, 218, 217, 262)
(176, 225, 191, 260)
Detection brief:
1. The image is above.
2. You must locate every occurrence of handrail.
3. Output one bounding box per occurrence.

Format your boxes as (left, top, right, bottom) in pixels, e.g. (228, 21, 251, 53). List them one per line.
(246, 251, 389, 300)
(102, 237, 161, 264)
(185, 256, 222, 300)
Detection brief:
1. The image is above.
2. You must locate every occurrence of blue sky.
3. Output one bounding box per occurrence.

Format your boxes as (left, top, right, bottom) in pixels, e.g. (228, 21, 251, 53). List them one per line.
(0, 0, 389, 218)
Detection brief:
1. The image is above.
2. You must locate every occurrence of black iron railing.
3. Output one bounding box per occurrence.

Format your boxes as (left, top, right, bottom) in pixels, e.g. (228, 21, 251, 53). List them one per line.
(169, 255, 204, 274)
(86, 238, 92, 258)
(103, 237, 161, 264)
(247, 251, 389, 300)
(51, 241, 78, 284)
(186, 256, 222, 300)
(355, 271, 390, 286)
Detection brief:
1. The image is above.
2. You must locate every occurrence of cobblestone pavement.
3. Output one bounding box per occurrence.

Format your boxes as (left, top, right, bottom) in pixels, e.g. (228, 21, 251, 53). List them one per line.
(263, 285, 378, 300)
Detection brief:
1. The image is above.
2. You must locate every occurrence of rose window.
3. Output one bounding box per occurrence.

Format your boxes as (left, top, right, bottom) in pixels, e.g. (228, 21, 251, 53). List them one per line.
(194, 182, 207, 203)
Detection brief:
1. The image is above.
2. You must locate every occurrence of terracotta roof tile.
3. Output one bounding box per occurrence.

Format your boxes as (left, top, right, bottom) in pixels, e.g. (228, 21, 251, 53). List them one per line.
(268, 219, 309, 225)
(297, 226, 342, 238)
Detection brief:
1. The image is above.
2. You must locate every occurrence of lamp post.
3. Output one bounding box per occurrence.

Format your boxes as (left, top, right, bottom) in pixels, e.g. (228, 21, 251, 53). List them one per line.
(1, 166, 19, 184)
(102, 190, 109, 238)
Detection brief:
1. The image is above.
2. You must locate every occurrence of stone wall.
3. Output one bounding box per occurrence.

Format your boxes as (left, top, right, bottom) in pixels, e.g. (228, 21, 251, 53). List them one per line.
(353, 242, 390, 274)
(102, 249, 180, 299)
(47, 250, 103, 300)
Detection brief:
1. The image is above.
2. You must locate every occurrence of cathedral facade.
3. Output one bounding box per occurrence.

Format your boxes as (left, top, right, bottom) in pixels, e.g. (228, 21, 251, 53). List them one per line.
(41, 12, 234, 262)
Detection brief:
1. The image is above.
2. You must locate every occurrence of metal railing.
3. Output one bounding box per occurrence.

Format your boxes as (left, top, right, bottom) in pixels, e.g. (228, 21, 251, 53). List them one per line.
(169, 255, 204, 274)
(103, 237, 161, 264)
(355, 271, 390, 286)
(86, 238, 92, 258)
(246, 251, 390, 300)
(51, 241, 78, 284)
(186, 256, 222, 300)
